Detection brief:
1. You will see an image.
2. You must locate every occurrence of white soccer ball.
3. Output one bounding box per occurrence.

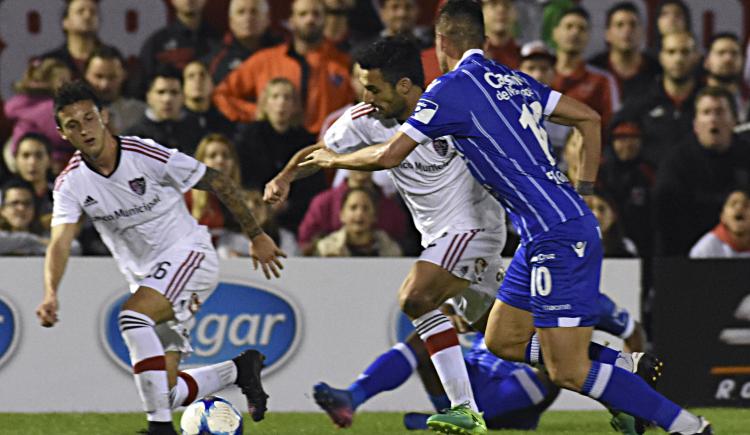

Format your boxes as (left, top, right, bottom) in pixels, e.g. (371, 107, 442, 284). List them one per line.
(180, 395, 244, 435)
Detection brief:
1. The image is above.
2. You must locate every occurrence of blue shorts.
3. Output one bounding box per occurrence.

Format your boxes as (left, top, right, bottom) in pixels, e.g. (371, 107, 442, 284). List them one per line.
(498, 214, 603, 328)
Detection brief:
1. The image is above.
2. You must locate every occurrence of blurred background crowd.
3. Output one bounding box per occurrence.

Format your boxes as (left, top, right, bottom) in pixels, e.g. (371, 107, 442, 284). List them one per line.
(0, 0, 748, 263)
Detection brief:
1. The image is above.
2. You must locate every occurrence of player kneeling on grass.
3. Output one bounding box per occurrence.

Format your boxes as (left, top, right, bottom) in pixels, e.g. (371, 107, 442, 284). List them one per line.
(35, 81, 286, 435)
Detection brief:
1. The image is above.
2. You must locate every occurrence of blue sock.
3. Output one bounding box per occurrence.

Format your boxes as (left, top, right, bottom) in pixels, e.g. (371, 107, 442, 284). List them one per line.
(581, 361, 682, 430)
(347, 343, 417, 409)
(477, 370, 545, 420)
(428, 394, 450, 411)
(526, 335, 620, 366)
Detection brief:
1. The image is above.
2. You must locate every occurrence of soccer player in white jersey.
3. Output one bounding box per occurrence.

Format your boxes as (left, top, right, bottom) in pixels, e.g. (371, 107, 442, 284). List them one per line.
(35, 81, 286, 435)
(266, 38, 506, 433)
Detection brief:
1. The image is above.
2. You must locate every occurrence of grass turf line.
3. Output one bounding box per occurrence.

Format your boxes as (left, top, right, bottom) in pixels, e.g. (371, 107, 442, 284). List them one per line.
(1, 409, 748, 434)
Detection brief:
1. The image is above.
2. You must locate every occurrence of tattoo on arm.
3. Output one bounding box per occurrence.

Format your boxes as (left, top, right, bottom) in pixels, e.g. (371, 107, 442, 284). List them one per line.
(293, 164, 320, 180)
(194, 167, 264, 238)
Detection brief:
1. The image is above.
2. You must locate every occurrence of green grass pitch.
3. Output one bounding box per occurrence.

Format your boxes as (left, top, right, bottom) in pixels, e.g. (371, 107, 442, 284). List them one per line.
(1, 409, 748, 434)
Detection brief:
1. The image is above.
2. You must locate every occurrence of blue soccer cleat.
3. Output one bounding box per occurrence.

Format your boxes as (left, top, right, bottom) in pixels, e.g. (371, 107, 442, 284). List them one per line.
(313, 382, 355, 428)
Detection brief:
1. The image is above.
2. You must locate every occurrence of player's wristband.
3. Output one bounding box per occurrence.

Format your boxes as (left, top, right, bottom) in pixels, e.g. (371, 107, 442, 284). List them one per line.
(575, 181, 595, 196)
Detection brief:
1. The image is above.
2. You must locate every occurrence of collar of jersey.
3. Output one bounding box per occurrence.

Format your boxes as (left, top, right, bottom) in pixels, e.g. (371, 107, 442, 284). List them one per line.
(453, 49, 485, 71)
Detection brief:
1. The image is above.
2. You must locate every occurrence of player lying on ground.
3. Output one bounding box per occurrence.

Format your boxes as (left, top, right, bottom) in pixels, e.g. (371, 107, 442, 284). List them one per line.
(36, 81, 285, 435)
(314, 295, 648, 435)
(300, 2, 712, 433)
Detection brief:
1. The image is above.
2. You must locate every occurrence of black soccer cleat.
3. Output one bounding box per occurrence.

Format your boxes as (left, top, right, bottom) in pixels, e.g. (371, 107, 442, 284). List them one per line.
(313, 382, 355, 428)
(632, 352, 664, 387)
(670, 416, 713, 434)
(233, 349, 269, 422)
(631, 352, 664, 433)
(139, 421, 178, 435)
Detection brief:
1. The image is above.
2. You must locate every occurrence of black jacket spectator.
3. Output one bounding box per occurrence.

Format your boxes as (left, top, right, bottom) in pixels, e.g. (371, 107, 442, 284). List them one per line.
(654, 134, 750, 256)
(589, 52, 661, 104)
(235, 120, 327, 233)
(124, 111, 206, 155)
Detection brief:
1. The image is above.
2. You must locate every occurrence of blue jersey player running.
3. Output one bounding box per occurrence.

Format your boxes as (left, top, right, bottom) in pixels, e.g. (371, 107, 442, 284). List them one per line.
(301, 2, 712, 434)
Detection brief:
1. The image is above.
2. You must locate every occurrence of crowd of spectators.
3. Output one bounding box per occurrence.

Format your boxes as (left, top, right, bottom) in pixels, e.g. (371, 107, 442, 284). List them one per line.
(1, 0, 749, 261)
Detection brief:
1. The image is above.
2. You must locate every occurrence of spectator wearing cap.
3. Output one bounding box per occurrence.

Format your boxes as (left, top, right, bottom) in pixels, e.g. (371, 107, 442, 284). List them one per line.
(704, 33, 748, 122)
(518, 40, 571, 157)
(597, 120, 655, 256)
(613, 31, 699, 168)
(589, 2, 661, 103)
(84, 46, 146, 134)
(213, 0, 353, 136)
(422, 0, 521, 85)
(39, 0, 118, 79)
(551, 7, 620, 132)
(690, 189, 750, 258)
(202, 0, 280, 84)
(138, 0, 219, 96)
(654, 87, 750, 256)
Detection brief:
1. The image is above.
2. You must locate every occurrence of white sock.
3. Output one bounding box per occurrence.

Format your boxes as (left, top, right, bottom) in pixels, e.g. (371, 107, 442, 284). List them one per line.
(119, 310, 171, 422)
(413, 310, 478, 411)
(668, 410, 703, 434)
(170, 362, 238, 408)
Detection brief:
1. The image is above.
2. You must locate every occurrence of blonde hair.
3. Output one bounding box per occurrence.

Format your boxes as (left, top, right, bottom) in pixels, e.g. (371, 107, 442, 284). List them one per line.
(14, 58, 71, 96)
(256, 77, 304, 128)
(191, 134, 242, 220)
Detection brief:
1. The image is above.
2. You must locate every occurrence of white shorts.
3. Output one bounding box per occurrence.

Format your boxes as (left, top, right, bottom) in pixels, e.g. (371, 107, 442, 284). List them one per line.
(130, 243, 219, 355)
(420, 228, 506, 323)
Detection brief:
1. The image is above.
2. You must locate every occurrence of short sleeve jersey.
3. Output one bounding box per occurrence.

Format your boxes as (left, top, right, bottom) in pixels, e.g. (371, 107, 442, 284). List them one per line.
(400, 49, 591, 243)
(324, 102, 505, 246)
(52, 136, 209, 280)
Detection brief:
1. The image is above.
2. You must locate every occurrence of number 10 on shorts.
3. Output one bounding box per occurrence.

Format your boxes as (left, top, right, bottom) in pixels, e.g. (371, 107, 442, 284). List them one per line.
(531, 266, 552, 297)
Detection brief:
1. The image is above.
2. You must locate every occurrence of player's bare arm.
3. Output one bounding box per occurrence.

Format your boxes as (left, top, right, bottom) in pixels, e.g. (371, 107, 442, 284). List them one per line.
(548, 94, 601, 194)
(299, 132, 418, 170)
(264, 142, 324, 204)
(37, 221, 79, 327)
(194, 167, 287, 279)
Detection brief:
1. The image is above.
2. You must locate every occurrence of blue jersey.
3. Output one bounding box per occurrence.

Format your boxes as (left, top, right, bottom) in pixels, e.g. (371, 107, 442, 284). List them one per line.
(401, 50, 591, 243)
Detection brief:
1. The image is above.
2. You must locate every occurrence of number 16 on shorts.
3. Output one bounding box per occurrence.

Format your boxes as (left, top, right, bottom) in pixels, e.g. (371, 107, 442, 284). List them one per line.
(531, 266, 552, 297)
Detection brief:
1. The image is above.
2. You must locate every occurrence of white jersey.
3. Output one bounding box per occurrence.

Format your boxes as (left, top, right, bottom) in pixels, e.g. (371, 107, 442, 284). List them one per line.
(324, 103, 505, 246)
(52, 135, 211, 284)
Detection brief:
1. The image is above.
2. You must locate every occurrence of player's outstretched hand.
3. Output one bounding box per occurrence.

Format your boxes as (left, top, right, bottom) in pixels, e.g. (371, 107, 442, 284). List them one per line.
(263, 176, 291, 205)
(299, 148, 336, 168)
(250, 233, 287, 279)
(36, 296, 59, 327)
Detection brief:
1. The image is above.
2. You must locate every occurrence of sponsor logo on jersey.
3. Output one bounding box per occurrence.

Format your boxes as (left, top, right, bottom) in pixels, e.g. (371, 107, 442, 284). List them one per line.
(483, 71, 534, 101)
(572, 241, 587, 258)
(83, 195, 98, 207)
(0, 292, 20, 369)
(102, 282, 301, 375)
(129, 177, 146, 195)
(412, 99, 439, 124)
(90, 195, 162, 223)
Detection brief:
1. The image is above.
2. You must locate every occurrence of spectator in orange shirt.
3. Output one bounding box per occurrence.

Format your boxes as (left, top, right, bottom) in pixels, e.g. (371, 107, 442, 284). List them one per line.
(422, 0, 520, 85)
(551, 7, 620, 130)
(212, 0, 354, 135)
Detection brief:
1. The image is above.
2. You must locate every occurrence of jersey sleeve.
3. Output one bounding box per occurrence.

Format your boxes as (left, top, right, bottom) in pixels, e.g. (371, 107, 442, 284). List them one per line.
(516, 70, 561, 116)
(400, 78, 464, 145)
(323, 104, 376, 154)
(51, 187, 82, 227)
(163, 149, 207, 193)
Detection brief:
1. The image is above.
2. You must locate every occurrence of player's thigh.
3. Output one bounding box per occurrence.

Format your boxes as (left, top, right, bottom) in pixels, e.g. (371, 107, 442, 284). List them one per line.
(536, 326, 594, 390)
(122, 286, 174, 324)
(484, 299, 534, 361)
(398, 260, 469, 308)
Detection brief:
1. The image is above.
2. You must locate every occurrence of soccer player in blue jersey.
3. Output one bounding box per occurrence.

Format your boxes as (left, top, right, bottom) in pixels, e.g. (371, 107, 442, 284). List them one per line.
(301, 2, 712, 434)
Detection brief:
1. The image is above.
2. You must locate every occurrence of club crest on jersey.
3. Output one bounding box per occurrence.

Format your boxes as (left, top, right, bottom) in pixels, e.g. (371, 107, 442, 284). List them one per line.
(129, 177, 146, 195)
(412, 99, 439, 124)
(433, 138, 449, 156)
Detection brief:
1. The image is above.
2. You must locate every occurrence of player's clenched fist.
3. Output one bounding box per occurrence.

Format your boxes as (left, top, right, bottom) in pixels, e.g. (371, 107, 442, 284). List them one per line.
(36, 296, 59, 327)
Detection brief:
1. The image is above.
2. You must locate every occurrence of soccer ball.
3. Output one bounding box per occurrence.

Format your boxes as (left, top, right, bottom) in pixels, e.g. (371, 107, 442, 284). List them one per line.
(180, 395, 244, 435)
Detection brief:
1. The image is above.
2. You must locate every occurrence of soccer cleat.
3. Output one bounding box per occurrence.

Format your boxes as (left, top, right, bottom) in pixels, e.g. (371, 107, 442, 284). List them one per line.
(138, 421, 178, 435)
(631, 352, 664, 433)
(670, 416, 713, 435)
(313, 382, 355, 428)
(609, 410, 639, 435)
(426, 402, 488, 435)
(233, 349, 269, 422)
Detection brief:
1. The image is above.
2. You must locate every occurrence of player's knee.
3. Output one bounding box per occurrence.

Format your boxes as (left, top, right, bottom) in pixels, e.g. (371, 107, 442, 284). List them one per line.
(484, 333, 525, 362)
(545, 365, 586, 391)
(399, 288, 441, 318)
